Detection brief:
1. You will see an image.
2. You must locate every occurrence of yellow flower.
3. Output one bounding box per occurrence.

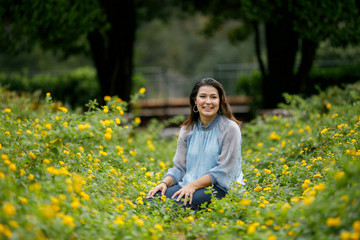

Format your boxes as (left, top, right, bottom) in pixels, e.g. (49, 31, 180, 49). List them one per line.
(9, 163, 16, 171)
(266, 220, 274, 226)
(58, 106, 68, 113)
(247, 222, 259, 234)
(335, 171, 345, 180)
(302, 179, 311, 189)
(4, 108, 12, 113)
(113, 216, 125, 225)
(264, 169, 271, 174)
(135, 117, 141, 125)
(313, 173, 322, 178)
(28, 151, 36, 160)
(29, 183, 41, 192)
(104, 96, 111, 101)
(269, 132, 281, 140)
(18, 197, 28, 204)
(267, 235, 277, 240)
(340, 231, 352, 240)
(62, 215, 75, 227)
(154, 224, 163, 231)
(282, 203, 291, 211)
(71, 200, 81, 209)
(104, 133, 112, 140)
(135, 219, 144, 226)
(99, 151, 108, 156)
(320, 128, 328, 134)
(2, 202, 16, 216)
(139, 88, 146, 94)
(254, 186, 262, 192)
(28, 174, 35, 181)
(46, 92, 51, 97)
(80, 191, 90, 201)
(103, 106, 109, 113)
(159, 161, 166, 169)
(314, 183, 326, 192)
(353, 220, 360, 233)
(78, 124, 85, 131)
(236, 220, 245, 226)
(9, 220, 18, 228)
(326, 217, 341, 227)
(239, 199, 252, 206)
(160, 195, 167, 201)
(303, 196, 315, 205)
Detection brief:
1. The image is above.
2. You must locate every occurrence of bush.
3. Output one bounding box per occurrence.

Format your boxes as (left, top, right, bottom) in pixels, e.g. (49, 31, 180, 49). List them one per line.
(303, 64, 360, 95)
(0, 67, 100, 109)
(236, 64, 360, 110)
(0, 81, 359, 239)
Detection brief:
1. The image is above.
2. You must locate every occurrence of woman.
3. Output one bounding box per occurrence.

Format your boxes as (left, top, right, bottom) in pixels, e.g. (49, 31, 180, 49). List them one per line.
(146, 78, 244, 210)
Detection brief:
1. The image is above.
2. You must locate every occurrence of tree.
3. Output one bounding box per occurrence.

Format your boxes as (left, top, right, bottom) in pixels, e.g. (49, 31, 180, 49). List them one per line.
(180, 0, 360, 108)
(0, 0, 172, 102)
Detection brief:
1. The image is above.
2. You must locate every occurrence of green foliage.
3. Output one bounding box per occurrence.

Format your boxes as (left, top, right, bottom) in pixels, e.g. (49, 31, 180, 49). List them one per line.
(0, 67, 100, 109)
(236, 64, 360, 111)
(0, 0, 104, 55)
(0, 81, 360, 239)
(304, 64, 360, 95)
(183, 0, 360, 47)
(236, 71, 262, 111)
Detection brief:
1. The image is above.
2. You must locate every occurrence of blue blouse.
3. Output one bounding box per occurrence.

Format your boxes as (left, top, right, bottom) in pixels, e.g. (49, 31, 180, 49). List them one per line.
(163, 115, 244, 192)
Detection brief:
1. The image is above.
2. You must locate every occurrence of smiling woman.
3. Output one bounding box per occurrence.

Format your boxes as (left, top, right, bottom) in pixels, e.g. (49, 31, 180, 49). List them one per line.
(146, 78, 244, 210)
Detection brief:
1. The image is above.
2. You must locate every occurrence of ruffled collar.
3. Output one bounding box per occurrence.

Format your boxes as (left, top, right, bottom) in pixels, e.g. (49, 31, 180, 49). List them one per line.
(197, 114, 221, 130)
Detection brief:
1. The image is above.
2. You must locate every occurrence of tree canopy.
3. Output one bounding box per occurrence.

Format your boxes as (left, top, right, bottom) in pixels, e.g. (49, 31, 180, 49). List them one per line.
(1, 0, 360, 107)
(181, 0, 360, 107)
(0, 0, 173, 102)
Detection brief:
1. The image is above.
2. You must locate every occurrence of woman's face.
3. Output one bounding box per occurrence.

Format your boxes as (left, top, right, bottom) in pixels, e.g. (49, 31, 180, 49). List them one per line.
(195, 86, 220, 123)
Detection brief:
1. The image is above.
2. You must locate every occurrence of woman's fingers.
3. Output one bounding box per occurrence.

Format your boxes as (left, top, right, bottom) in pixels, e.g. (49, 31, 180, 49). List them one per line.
(146, 189, 154, 199)
(172, 188, 194, 205)
(171, 190, 180, 200)
(146, 185, 166, 199)
(161, 186, 167, 196)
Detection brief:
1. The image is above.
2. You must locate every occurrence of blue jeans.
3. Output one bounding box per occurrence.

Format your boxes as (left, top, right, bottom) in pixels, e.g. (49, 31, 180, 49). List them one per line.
(148, 184, 226, 210)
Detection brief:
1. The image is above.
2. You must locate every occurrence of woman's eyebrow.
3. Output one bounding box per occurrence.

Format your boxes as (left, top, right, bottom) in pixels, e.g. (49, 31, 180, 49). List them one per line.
(198, 92, 218, 95)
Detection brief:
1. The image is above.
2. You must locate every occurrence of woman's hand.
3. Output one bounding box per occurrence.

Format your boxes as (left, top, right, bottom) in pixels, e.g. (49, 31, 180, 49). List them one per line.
(172, 184, 197, 205)
(146, 182, 167, 199)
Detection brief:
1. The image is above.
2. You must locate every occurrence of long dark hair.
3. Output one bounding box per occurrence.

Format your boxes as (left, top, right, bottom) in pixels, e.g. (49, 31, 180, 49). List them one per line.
(181, 78, 241, 128)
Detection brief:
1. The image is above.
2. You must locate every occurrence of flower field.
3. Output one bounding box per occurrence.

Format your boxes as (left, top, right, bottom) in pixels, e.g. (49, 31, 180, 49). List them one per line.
(0, 83, 360, 240)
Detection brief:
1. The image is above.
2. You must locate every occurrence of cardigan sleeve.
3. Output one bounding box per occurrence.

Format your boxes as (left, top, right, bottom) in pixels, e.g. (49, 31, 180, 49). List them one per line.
(162, 127, 188, 185)
(208, 120, 242, 191)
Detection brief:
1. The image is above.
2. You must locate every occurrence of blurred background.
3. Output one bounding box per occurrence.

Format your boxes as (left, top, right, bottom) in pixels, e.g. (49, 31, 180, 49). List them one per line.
(1, 0, 360, 122)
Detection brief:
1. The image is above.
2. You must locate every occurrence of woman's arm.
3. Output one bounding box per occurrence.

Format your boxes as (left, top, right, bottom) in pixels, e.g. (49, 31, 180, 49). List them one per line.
(207, 120, 242, 191)
(172, 173, 212, 205)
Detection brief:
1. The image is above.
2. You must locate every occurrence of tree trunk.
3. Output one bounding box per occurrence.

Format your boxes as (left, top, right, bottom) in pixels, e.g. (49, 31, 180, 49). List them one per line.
(294, 38, 318, 93)
(87, 0, 136, 103)
(262, 17, 299, 108)
(253, 22, 266, 77)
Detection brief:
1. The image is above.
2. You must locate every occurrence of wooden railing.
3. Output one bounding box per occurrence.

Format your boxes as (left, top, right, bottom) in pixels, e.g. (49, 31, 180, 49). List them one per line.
(134, 96, 253, 121)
